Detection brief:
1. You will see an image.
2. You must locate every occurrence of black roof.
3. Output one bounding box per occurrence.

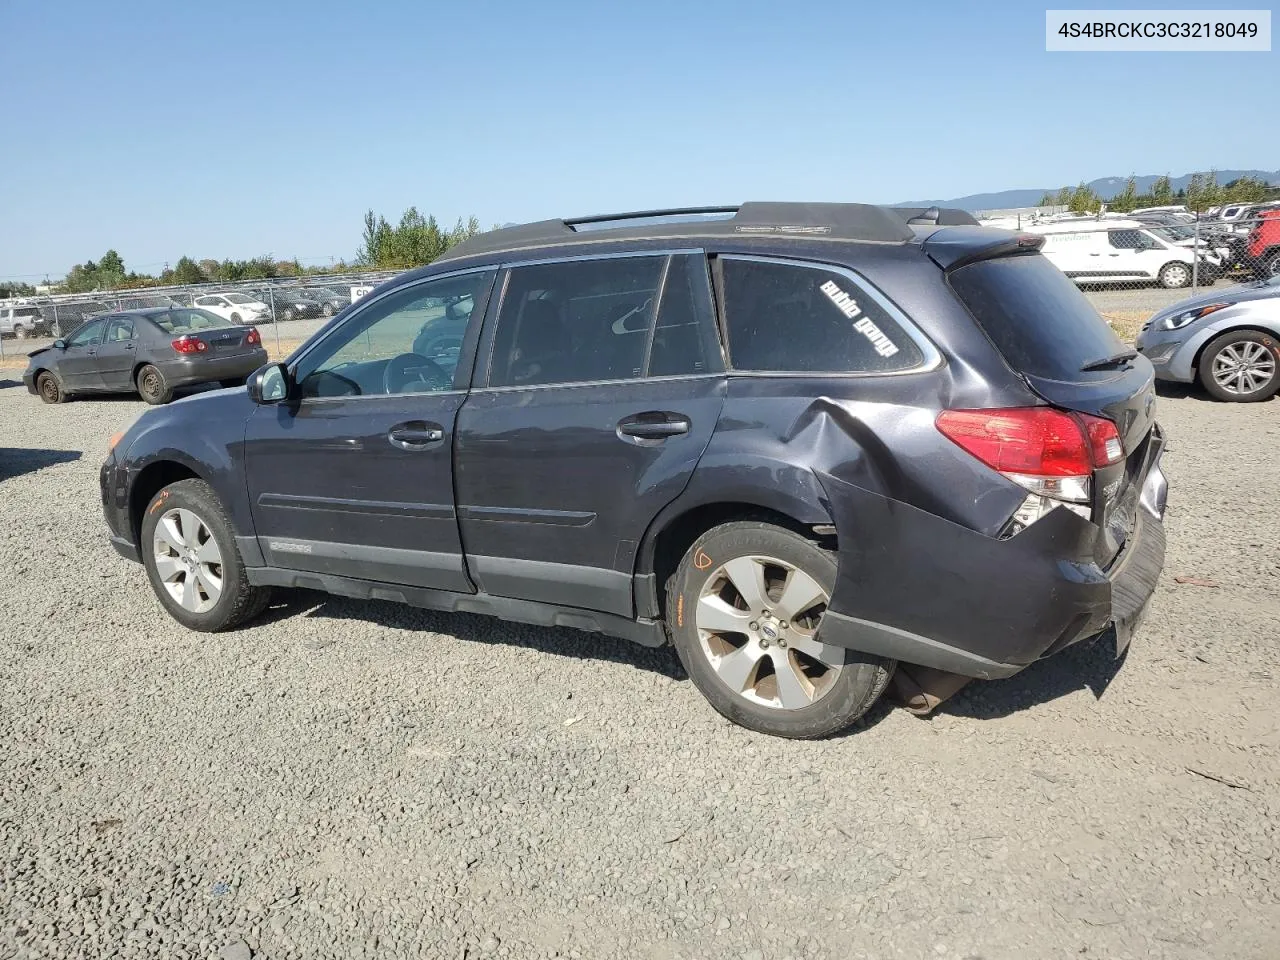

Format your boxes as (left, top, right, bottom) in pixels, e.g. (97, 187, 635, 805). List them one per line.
(439, 202, 979, 263)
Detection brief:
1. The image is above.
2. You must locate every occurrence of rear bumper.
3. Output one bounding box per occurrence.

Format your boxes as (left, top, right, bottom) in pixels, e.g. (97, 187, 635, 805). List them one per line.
(155, 349, 267, 387)
(817, 430, 1168, 679)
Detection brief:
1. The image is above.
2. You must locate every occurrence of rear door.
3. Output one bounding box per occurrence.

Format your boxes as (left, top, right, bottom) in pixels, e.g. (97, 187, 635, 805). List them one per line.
(455, 252, 726, 617)
(57, 318, 109, 390)
(97, 316, 138, 389)
(947, 251, 1158, 558)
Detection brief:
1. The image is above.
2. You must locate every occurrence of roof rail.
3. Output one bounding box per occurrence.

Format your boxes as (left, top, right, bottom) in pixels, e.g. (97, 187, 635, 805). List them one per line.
(891, 206, 980, 227)
(439, 202, 919, 261)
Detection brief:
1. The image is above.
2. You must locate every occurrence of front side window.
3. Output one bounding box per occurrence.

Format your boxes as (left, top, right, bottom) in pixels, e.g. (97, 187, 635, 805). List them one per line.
(296, 270, 496, 399)
(106, 318, 134, 342)
(66, 319, 105, 347)
(719, 258, 925, 374)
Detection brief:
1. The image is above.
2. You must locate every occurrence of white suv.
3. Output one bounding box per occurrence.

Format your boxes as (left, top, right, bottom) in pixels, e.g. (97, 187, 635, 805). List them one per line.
(0, 304, 46, 338)
(192, 292, 271, 325)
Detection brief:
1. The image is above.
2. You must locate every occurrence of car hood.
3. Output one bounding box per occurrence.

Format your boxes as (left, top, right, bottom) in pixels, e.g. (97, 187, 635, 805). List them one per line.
(1152, 281, 1279, 320)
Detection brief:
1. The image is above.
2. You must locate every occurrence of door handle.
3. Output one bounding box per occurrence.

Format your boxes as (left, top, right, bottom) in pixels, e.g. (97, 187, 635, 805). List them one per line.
(617, 412, 691, 442)
(124, 343, 135, 350)
(388, 421, 444, 450)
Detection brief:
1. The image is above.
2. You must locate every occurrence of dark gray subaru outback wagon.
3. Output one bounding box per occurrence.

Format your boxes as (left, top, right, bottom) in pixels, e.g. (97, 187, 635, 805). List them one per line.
(100, 203, 1169, 738)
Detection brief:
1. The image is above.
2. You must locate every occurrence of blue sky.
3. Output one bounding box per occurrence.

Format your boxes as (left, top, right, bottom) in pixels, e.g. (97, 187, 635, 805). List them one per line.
(2, 0, 1274, 280)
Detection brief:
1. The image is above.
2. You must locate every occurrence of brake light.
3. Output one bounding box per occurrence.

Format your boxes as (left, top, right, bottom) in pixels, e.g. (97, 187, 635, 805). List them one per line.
(246, 327, 261, 345)
(171, 335, 207, 354)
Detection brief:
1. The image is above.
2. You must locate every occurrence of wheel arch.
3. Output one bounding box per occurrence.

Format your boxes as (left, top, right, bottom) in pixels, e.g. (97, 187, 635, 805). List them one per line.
(634, 480, 836, 620)
(127, 458, 207, 549)
(1191, 324, 1280, 378)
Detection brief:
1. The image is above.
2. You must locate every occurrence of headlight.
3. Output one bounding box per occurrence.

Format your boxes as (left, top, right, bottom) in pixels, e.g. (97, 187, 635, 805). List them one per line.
(1161, 303, 1230, 330)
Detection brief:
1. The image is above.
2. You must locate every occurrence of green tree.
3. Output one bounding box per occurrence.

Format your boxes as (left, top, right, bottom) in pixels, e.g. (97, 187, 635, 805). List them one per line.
(0, 280, 37, 298)
(170, 256, 206, 284)
(1110, 175, 1138, 213)
(1055, 186, 1071, 206)
(1185, 171, 1222, 213)
(1151, 174, 1173, 205)
(1223, 176, 1269, 203)
(1068, 183, 1101, 214)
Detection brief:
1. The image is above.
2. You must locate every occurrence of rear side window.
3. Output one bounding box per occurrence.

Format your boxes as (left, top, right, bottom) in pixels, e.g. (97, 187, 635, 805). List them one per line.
(949, 254, 1127, 381)
(488, 254, 721, 387)
(719, 258, 925, 374)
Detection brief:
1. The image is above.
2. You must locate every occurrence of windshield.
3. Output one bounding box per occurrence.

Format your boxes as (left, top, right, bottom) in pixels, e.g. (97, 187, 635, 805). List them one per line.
(1151, 226, 1193, 242)
(151, 309, 229, 333)
(225, 293, 255, 304)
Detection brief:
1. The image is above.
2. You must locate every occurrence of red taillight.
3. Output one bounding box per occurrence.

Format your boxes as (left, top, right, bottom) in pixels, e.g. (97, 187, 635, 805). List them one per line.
(171, 335, 207, 354)
(246, 327, 261, 346)
(936, 407, 1122, 477)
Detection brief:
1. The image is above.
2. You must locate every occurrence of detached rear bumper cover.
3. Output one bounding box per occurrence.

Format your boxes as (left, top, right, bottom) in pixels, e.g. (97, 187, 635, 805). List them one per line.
(816, 427, 1168, 679)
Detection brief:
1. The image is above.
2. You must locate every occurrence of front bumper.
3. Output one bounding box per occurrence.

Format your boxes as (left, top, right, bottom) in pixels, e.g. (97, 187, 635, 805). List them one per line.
(100, 451, 140, 562)
(155, 349, 267, 387)
(1136, 327, 1196, 383)
(816, 430, 1168, 680)
(22, 370, 37, 394)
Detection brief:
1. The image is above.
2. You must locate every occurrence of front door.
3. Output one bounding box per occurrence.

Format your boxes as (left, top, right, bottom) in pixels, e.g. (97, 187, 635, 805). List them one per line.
(243, 269, 497, 591)
(97, 316, 138, 390)
(57, 318, 108, 390)
(456, 252, 726, 617)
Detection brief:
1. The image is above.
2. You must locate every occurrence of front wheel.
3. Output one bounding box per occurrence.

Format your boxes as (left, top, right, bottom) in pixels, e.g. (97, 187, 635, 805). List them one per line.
(36, 371, 66, 404)
(282, 307, 296, 322)
(1158, 262, 1192, 288)
(666, 521, 894, 739)
(322, 303, 335, 317)
(13, 324, 26, 339)
(1198, 329, 1280, 402)
(137, 364, 174, 405)
(230, 312, 242, 325)
(141, 479, 271, 631)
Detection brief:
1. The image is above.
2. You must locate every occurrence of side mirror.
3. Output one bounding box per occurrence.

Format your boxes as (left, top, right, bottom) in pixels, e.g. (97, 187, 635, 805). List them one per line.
(247, 362, 291, 405)
(53, 339, 66, 350)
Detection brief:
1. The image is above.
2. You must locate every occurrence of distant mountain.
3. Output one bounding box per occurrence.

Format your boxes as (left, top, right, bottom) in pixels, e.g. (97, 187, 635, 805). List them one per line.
(895, 169, 1280, 212)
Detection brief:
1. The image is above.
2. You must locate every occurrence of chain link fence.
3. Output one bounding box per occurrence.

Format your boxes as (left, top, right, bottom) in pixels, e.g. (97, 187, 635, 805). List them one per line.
(3, 205, 1278, 358)
(0, 270, 403, 360)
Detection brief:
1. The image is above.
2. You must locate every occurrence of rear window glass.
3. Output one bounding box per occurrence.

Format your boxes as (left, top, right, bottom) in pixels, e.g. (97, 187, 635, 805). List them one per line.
(152, 309, 227, 333)
(949, 254, 1127, 381)
(720, 258, 924, 374)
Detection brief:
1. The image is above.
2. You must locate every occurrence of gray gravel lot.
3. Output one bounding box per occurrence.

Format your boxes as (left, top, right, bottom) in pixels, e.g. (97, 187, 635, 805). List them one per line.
(1, 378, 1277, 960)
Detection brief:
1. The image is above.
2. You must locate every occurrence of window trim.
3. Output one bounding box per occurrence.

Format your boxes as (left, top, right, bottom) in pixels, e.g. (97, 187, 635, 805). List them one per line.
(475, 247, 717, 391)
(714, 254, 943, 378)
(106, 317, 135, 342)
(286, 266, 498, 404)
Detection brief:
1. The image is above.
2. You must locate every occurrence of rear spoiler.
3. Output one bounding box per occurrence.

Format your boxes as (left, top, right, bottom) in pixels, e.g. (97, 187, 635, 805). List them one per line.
(919, 226, 1045, 271)
(891, 206, 980, 226)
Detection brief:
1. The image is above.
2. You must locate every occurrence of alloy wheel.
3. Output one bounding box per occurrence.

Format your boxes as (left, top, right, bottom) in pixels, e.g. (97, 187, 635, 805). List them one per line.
(152, 508, 223, 613)
(1212, 340, 1277, 396)
(695, 554, 843, 710)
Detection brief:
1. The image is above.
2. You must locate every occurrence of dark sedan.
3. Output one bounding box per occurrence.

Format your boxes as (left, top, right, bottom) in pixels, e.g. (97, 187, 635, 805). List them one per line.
(23, 307, 268, 405)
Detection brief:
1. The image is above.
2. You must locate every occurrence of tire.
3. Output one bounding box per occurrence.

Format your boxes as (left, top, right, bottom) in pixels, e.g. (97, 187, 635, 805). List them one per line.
(13, 324, 26, 339)
(1265, 253, 1280, 279)
(1198, 329, 1280, 403)
(282, 307, 296, 322)
(230, 312, 242, 325)
(35, 370, 66, 404)
(49, 321, 62, 337)
(219, 378, 245, 389)
(136, 364, 174, 405)
(322, 303, 335, 317)
(665, 521, 895, 739)
(1158, 262, 1192, 288)
(140, 479, 271, 632)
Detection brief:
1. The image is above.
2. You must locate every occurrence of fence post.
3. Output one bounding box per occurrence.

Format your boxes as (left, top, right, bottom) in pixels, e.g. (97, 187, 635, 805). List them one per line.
(268, 284, 281, 355)
(1191, 218, 1200, 293)
(51, 301, 60, 338)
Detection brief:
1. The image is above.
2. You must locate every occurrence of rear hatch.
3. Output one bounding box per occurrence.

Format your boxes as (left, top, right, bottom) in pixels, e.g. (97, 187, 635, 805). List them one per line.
(943, 248, 1157, 563)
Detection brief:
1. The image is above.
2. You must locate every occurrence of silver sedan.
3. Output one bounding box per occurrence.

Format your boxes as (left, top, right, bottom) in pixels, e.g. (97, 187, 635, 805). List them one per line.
(1135, 276, 1280, 402)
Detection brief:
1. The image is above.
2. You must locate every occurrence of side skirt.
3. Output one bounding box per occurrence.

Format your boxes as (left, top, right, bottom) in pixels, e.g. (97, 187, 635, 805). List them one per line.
(245, 566, 668, 648)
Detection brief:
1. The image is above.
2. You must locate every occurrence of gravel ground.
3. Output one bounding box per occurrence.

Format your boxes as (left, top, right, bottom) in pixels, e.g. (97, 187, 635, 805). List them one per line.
(1, 377, 1277, 960)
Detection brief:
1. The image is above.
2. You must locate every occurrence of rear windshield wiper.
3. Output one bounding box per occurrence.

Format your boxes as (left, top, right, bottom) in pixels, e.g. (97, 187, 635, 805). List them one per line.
(1079, 350, 1138, 372)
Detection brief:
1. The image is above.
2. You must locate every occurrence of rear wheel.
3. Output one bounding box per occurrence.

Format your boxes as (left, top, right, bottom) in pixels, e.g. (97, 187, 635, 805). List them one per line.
(13, 324, 26, 339)
(1158, 262, 1192, 288)
(141, 479, 271, 631)
(36, 371, 65, 404)
(322, 303, 335, 317)
(230, 312, 242, 325)
(282, 307, 296, 322)
(1199, 329, 1280, 402)
(48, 321, 62, 337)
(666, 521, 894, 739)
(1265, 252, 1280, 279)
(137, 364, 174, 405)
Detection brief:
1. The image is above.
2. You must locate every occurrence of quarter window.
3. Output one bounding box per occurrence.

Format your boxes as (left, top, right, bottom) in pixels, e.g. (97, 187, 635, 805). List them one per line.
(719, 258, 924, 374)
(295, 270, 496, 399)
